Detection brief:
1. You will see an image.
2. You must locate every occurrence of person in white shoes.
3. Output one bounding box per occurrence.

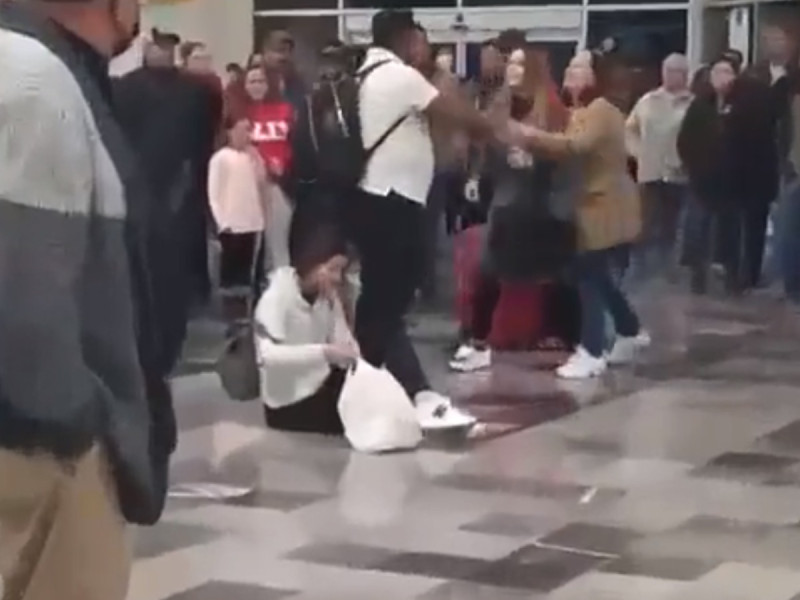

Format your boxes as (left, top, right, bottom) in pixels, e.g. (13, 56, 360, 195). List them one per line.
(347, 9, 491, 428)
(511, 51, 649, 379)
(255, 221, 475, 433)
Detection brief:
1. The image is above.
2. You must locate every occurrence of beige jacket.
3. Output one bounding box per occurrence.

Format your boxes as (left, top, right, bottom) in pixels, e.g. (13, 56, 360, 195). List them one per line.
(532, 97, 641, 252)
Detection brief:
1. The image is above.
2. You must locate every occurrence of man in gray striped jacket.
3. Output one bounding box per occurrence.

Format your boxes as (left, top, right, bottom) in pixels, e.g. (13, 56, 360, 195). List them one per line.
(0, 1, 175, 598)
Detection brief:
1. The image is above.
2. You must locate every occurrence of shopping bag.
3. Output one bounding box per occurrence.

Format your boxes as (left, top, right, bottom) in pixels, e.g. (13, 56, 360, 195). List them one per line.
(338, 360, 422, 454)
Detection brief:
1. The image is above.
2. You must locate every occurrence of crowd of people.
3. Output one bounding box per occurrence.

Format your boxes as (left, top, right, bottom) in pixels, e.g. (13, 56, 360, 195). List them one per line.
(2, 0, 800, 597)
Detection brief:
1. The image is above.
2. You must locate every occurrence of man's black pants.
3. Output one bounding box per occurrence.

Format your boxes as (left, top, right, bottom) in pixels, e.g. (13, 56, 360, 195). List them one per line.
(347, 190, 430, 399)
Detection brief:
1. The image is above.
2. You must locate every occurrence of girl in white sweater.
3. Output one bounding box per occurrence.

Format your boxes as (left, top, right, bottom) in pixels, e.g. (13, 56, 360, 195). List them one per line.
(208, 115, 269, 322)
(255, 223, 359, 434)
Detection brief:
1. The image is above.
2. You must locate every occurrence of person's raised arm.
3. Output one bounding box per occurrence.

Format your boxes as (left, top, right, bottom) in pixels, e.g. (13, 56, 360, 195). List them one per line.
(398, 63, 493, 141)
(514, 98, 609, 158)
(0, 87, 110, 457)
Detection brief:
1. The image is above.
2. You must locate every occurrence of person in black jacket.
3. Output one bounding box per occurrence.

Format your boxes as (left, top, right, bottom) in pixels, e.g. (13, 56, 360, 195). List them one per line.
(114, 35, 217, 370)
(679, 55, 778, 293)
(679, 56, 739, 293)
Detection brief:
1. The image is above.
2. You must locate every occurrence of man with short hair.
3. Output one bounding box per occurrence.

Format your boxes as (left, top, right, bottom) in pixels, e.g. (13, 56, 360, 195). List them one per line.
(263, 28, 306, 110)
(350, 9, 492, 430)
(0, 1, 175, 597)
(626, 53, 693, 283)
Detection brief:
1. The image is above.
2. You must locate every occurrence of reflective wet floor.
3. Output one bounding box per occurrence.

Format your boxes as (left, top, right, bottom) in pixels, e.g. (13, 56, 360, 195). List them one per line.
(131, 286, 800, 600)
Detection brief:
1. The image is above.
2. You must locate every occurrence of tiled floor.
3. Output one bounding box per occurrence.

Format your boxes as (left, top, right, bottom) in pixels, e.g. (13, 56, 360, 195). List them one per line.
(130, 287, 800, 600)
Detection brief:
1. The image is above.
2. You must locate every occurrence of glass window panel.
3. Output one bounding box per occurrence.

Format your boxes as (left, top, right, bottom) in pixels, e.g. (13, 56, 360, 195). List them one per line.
(254, 0, 337, 10)
(463, 0, 578, 6)
(343, 0, 456, 7)
(253, 16, 339, 75)
(587, 10, 687, 63)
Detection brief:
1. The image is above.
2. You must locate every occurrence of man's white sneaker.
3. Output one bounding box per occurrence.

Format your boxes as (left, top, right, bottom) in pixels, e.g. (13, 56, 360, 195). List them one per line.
(607, 331, 652, 365)
(415, 391, 478, 431)
(556, 347, 608, 380)
(452, 344, 474, 362)
(449, 346, 491, 372)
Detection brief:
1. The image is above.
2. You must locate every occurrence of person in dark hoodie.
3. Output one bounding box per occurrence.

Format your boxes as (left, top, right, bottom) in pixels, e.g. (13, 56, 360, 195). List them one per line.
(114, 33, 214, 367)
(679, 54, 777, 294)
(263, 29, 307, 112)
(0, 0, 176, 597)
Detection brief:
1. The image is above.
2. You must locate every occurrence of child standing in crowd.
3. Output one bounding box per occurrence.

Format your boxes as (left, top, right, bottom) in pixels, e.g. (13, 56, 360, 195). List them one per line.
(244, 64, 295, 268)
(255, 223, 357, 435)
(208, 116, 270, 323)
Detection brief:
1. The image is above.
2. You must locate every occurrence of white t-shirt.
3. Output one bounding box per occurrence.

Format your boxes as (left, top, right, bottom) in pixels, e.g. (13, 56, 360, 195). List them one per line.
(358, 47, 440, 205)
(255, 267, 355, 409)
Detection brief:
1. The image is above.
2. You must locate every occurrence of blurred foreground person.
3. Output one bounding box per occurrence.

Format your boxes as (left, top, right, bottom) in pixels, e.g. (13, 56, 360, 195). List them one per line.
(0, 0, 177, 598)
(115, 34, 214, 363)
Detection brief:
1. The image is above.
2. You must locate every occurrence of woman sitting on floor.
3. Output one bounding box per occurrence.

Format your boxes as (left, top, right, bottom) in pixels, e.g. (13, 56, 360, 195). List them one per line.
(255, 222, 359, 435)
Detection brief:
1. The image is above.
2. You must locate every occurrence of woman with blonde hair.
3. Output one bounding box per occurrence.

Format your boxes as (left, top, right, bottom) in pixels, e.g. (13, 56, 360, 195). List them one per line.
(451, 44, 569, 372)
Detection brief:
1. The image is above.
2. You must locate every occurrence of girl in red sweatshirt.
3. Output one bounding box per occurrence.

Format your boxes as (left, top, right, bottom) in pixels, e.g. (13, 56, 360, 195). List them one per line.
(244, 65, 294, 268)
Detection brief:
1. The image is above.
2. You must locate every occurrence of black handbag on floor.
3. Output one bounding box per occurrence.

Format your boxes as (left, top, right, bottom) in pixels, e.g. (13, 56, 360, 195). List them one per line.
(216, 235, 262, 402)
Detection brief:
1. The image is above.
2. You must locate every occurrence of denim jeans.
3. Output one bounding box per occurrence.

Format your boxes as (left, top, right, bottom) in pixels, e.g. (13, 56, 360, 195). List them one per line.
(573, 247, 641, 358)
(777, 176, 800, 301)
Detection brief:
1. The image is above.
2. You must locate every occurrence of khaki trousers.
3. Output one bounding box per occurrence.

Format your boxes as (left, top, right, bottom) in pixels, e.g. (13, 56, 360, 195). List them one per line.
(0, 446, 129, 600)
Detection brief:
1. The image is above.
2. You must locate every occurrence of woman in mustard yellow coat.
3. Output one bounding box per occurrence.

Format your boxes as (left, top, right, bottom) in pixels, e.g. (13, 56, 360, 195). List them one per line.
(512, 51, 650, 379)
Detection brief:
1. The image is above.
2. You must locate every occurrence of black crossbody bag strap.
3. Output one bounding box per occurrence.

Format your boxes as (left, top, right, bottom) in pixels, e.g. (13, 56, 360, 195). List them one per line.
(357, 59, 409, 159)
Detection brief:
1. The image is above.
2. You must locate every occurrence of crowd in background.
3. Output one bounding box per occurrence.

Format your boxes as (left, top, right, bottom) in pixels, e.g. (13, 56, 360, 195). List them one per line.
(109, 16, 800, 384)
(4, 2, 800, 597)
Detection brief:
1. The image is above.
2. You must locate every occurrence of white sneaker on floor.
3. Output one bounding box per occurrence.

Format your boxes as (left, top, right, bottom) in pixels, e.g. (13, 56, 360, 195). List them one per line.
(452, 343, 473, 362)
(556, 347, 608, 380)
(607, 331, 652, 365)
(415, 391, 478, 431)
(449, 346, 491, 372)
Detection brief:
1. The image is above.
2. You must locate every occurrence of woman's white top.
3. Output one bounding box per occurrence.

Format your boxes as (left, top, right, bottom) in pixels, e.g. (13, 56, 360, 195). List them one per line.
(255, 267, 354, 409)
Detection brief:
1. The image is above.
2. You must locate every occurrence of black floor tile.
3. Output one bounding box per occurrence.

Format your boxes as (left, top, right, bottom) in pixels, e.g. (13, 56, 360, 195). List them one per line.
(538, 523, 642, 556)
(690, 452, 798, 483)
(600, 554, 720, 581)
(374, 552, 489, 580)
(284, 542, 396, 569)
(164, 581, 296, 600)
(472, 545, 607, 592)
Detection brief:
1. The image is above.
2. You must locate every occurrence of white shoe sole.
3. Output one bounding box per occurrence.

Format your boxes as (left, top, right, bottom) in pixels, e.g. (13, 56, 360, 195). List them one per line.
(419, 415, 478, 431)
(556, 364, 607, 380)
(449, 357, 491, 373)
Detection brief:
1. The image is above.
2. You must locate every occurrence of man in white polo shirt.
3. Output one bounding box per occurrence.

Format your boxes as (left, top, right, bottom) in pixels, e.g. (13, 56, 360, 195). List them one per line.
(348, 9, 492, 430)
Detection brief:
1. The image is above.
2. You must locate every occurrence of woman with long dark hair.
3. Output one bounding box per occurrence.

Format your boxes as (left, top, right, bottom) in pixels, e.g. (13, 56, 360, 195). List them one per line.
(450, 45, 569, 372)
(513, 51, 648, 379)
(678, 57, 742, 294)
(244, 64, 295, 269)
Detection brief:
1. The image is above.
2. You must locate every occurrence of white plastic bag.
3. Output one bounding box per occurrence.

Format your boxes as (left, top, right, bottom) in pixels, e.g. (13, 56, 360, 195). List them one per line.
(338, 360, 422, 454)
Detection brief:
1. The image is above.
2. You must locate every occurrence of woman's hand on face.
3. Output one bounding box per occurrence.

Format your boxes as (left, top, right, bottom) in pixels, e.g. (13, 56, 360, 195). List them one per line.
(266, 157, 284, 178)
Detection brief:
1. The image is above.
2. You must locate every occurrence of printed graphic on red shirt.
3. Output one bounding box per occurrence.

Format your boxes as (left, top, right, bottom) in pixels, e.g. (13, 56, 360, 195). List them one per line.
(248, 101, 294, 175)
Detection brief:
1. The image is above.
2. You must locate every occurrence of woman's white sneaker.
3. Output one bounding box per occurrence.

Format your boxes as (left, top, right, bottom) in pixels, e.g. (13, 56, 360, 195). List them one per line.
(449, 346, 491, 372)
(556, 347, 608, 380)
(607, 330, 651, 365)
(415, 391, 478, 431)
